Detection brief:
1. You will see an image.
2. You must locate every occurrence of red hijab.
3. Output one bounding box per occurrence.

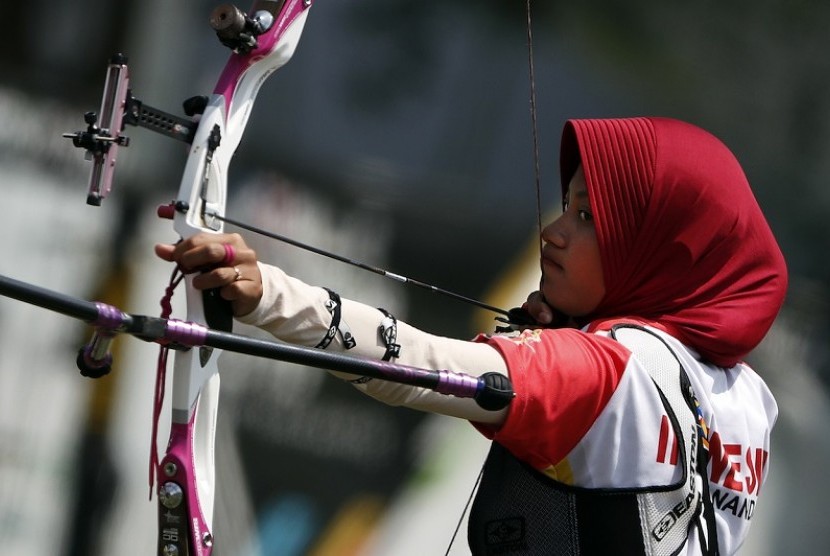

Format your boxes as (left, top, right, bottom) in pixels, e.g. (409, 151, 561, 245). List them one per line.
(559, 117, 787, 367)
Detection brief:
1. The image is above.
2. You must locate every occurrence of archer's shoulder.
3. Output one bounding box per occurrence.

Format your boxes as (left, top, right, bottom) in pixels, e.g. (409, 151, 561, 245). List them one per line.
(482, 325, 634, 369)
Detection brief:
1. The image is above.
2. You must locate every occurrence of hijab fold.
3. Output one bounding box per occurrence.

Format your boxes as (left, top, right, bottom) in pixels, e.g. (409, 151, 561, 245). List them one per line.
(559, 117, 787, 367)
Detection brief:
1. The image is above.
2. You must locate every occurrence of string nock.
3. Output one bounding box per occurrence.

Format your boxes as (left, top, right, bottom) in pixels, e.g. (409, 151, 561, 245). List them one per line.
(157, 201, 190, 220)
(475, 372, 514, 411)
(210, 3, 275, 53)
(76, 330, 116, 378)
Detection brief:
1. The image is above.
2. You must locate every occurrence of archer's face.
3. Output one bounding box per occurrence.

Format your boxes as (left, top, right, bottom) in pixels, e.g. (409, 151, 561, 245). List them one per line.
(540, 165, 605, 317)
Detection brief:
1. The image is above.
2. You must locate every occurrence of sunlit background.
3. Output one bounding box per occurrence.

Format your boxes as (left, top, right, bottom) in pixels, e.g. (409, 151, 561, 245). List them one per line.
(1, 1, 828, 554)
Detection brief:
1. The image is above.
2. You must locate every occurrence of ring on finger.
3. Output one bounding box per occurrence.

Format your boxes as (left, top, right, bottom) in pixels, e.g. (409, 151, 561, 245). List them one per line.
(222, 243, 236, 266)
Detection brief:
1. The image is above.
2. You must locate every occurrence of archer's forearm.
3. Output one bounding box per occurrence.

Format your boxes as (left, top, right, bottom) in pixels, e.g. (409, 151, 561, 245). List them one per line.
(236, 263, 509, 425)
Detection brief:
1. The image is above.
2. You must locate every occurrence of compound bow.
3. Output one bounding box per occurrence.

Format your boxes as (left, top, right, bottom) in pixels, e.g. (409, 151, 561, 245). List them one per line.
(0, 2, 517, 554)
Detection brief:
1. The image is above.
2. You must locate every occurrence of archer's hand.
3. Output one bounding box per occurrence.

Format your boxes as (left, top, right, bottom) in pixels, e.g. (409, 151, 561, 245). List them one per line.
(523, 290, 556, 325)
(155, 232, 263, 317)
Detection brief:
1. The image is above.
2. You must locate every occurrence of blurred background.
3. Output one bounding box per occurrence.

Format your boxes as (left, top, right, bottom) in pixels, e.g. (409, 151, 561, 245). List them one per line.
(1, 0, 828, 554)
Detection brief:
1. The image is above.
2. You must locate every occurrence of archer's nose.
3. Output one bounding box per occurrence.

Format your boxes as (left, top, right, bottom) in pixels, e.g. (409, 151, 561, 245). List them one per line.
(541, 217, 567, 248)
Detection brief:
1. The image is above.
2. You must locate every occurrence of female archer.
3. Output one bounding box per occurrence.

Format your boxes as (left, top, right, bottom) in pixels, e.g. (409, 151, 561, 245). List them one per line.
(156, 117, 787, 555)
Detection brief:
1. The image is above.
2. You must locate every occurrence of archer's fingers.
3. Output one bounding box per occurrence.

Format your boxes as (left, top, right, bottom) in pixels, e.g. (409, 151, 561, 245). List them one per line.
(190, 262, 256, 289)
(161, 233, 257, 272)
(220, 264, 264, 317)
(154, 243, 177, 262)
(189, 262, 263, 317)
(523, 290, 554, 324)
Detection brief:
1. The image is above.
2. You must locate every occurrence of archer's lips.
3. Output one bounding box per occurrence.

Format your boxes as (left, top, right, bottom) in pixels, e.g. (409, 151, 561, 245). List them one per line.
(541, 248, 563, 272)
(541, 257, 563, 274)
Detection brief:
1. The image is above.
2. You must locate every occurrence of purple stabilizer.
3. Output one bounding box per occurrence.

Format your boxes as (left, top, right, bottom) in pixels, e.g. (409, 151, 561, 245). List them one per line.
(93, 302, 128, 329)
(434, 370, 481, 399)
(165, 319, 209, 347)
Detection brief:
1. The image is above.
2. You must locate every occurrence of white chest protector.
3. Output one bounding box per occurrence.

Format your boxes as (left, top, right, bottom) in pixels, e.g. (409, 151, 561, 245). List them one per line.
(467, 325, 719, 556)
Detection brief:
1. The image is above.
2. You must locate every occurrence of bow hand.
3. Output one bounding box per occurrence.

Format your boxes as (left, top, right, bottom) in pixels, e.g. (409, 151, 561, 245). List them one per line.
(155, 232, 264, 318)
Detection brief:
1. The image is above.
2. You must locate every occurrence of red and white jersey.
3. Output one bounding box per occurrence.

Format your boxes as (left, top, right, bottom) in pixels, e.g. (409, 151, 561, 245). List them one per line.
(479, 322, 778, 555)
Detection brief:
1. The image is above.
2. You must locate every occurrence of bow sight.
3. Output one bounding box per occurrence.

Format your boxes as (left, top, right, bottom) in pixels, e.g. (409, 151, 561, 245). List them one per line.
(62, 2, 284, 207)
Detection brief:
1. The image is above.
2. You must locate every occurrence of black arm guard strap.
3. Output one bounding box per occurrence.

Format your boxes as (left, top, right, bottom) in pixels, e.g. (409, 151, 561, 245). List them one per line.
(314, 288, 356, 350)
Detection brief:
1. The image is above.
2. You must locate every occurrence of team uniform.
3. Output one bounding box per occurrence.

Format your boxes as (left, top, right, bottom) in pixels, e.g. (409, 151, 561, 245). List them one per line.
(238, 116, 787, 555)
(240, 264, 777, 555)
(471, 323, 776, 555)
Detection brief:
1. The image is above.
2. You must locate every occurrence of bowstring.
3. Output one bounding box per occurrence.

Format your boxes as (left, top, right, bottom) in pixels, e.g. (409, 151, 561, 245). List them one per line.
(444, 463, 485, 556)
(526, 0, 544, 265)
(444, 3, 542, 553)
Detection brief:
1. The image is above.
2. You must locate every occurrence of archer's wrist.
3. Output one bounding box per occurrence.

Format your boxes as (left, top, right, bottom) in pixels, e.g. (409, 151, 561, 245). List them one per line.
(235, 262, 332, 345)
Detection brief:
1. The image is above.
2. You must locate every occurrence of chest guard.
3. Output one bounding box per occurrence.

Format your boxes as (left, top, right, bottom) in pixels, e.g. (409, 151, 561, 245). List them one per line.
(468, 325, 719, 555)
